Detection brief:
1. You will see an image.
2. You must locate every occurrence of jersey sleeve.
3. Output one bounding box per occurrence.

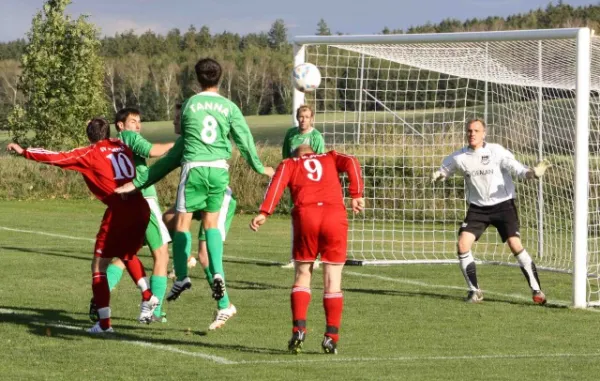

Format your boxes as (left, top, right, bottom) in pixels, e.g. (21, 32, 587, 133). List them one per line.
(312, 131, 326, 154)
(133, 136, 183, 189)
(281, 128, 292, 159)
(259, 160, 294, 215)
(23, 146, 93, 173)
(121, 131, 152, 158)
(498, 145, 529, 178)
(330, 151, 364, 198)
(229, 104, 266, 174)
(439, 153, 459, 177)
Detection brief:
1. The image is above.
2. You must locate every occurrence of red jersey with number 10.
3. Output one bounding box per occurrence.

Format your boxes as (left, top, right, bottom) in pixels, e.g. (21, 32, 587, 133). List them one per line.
(23, 138, 141, 206)
(260, 150, 364, 215)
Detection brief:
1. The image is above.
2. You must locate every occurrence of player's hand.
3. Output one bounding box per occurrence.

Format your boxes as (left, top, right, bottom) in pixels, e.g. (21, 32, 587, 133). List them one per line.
(431, 170, 446, 183)
(250, 214, 267, 231)
(263, 166, 275, 178)
(6, 143, 24, 155)
(533, 159, 552, 178)
(114, 182, 137, 194)
(351, 198, 365, 214)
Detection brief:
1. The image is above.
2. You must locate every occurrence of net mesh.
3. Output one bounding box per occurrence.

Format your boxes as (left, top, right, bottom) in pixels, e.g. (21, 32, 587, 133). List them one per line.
(300, 36, 600, 304)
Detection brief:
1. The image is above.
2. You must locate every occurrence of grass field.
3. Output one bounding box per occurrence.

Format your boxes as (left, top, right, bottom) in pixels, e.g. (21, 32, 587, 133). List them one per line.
(2, 200, 600, 380)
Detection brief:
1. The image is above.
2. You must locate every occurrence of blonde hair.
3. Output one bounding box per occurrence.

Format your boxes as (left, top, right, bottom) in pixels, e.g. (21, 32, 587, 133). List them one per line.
(465, 118, 486, 130)
(295, 104, 314, 119)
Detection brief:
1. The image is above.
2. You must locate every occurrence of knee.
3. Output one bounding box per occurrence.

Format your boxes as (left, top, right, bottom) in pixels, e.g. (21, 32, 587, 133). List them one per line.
(457, 241, 471, 254)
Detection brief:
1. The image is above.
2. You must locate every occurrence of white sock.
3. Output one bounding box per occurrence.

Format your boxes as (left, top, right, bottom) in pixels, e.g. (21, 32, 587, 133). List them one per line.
(458, 251, 479, 291)
(515, 250, 541, 291)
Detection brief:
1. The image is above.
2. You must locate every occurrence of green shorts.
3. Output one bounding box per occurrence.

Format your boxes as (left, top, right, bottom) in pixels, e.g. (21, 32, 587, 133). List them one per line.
(176, 162, 229, 213)
(198, 187, 236, 241)
(145, 197, 171, 251)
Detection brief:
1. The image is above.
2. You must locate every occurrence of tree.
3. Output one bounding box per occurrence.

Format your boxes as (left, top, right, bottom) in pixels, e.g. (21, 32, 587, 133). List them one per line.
(0, 60, 22, 106)
(268, 19, 288, 50)
(8, 0, 107, 147)
(316, 19, 331, 36)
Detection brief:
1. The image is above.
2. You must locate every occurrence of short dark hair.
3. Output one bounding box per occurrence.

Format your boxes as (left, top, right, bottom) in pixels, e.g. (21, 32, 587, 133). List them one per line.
(195, 58, 222, 88)
(114, 107, 141, 132)
(466, 118, 486, 130)
(87, 118, 110, 143)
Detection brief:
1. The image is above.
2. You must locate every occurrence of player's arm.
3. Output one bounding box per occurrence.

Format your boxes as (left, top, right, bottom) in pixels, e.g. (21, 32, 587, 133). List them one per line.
(8, 143, 91, 172)
(312, 132, 326, 154)
(432, 154, 458, 182)
(331, 151, 366, 213)
(123, 130, 173, 158)
(499, 146, 551, 179)
(149, 142, 175, 157)
(229, 105, 268, 175)
(133, 136, 183, 189)
(250, 160, 293, 231)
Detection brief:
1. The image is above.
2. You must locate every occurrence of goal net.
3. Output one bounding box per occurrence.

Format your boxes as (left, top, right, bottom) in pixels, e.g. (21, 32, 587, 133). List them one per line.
(292, 28, 600, 307)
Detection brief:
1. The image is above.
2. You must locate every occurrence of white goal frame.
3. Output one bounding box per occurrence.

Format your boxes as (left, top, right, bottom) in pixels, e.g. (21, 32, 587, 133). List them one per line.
(292, 28, 593, 308)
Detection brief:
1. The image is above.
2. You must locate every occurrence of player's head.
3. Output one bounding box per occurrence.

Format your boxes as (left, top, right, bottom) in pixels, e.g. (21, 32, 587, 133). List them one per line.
(195, 58, 221, 89)
(293, 144, 314, 157)
(173, 102, 182, 135)
(114, 107, 141, 133)
(87, 118, 110, 143)
(465, 118, 486, 150)
(296, 105, 314, 133)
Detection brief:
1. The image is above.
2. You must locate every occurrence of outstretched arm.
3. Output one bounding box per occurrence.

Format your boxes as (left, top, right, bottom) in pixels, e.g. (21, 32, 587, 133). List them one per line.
(229, 105, 267, 175)
(8, 143, 92, 172)
(432, 154, 458, 183)
(133, 137, 183, 189)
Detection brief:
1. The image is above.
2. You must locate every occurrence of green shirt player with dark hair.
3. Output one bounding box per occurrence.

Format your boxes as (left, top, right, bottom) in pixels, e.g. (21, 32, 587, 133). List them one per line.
(116, 58, 274, 322)
(281, 104, 326, 269)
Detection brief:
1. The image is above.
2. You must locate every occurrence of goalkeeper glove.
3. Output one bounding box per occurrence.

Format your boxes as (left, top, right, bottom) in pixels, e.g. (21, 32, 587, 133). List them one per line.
(431, 170, 446, 183)
(532, 159, 552, 178)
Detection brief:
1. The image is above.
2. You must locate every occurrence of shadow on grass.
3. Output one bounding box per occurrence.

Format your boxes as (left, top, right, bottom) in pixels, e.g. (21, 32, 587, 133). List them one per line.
(344, 287, 568, 309)
(0, 245, 91, 262)
(0, 305, 288, 355)
(227, 279, 288, 291)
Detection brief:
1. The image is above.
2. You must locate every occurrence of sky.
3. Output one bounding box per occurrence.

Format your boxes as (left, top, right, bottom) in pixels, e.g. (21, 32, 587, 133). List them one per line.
(0, 0, 598, 42)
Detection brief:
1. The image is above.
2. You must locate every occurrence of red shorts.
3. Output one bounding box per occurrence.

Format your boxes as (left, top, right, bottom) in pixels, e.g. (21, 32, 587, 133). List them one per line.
(292, 205, 348, 264)
(94, 198, 150, 260)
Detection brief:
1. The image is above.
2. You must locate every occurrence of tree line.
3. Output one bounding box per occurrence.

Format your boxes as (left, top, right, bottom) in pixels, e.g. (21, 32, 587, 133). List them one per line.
(1, 0, 599, 132)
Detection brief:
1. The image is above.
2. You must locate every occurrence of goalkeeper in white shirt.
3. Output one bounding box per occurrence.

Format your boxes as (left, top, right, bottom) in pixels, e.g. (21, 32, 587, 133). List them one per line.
(432, 118, 551, 304)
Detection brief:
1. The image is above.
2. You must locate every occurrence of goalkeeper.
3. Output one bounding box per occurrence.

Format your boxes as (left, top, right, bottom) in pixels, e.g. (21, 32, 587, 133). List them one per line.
(432, 118, 551, 305)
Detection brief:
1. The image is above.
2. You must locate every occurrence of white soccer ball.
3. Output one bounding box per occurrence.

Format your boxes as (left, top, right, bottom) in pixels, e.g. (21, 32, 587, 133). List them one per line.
(293, 63, 322, 92)
(187, 256, 197, 269)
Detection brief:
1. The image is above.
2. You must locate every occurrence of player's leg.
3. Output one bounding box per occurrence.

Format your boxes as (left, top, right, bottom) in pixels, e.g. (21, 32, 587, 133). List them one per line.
(89, 257, 124, 322)
(319, 207, 347, 354)
(144, 197, 171, 321)
(495, 203, 546, 305)
(206, 190, 237, 330)
(168, 166, 208, 300)
(88, 255, 114, 333)
(457, 208, 488, 302)
(203, 168, 230, 301)
(288, 207, 319, 354)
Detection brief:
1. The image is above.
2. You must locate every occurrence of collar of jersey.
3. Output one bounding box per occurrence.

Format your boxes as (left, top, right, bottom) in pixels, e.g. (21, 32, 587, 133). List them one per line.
(197, 91, 222, 97)
(467, 142, 487, 152)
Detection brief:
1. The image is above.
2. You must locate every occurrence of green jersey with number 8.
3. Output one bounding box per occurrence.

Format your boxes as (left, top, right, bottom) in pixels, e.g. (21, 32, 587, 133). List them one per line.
(180, 92, 265, 174)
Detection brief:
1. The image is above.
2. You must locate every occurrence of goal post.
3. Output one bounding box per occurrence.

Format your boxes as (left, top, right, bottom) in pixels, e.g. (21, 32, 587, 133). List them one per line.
(292, 28, 598, 307)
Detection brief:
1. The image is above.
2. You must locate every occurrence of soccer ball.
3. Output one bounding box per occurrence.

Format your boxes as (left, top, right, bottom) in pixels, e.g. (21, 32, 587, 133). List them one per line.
(293, 63, 322, 92)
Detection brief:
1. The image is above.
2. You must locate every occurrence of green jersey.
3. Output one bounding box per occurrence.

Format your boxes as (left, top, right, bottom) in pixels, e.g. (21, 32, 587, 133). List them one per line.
(181, 92, 265, 174)
(281, 127, 325, 159)
(118, 130, 157, 198)
(133, 137, 183, 190)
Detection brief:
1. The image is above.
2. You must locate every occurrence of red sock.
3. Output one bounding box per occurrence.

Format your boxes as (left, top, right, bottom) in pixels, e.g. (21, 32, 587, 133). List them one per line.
(323, 292, 343, 343)
(291, 285, 311, 333)
(124, 256, 152, 301)
(92, 272, 111, 329)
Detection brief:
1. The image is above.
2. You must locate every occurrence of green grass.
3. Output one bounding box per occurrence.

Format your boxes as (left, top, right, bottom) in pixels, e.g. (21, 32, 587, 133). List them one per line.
(1, 200, 600, 380)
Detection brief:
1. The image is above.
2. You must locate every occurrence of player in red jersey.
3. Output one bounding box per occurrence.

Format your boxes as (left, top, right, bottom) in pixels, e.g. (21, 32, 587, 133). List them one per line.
(250, 145, 365, 354)
(7, 118, 158, 333)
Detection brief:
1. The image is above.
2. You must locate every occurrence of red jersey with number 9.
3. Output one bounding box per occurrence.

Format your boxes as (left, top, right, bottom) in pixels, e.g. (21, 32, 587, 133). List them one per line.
(260, 150, 364, 215)
(23, 138, 141, 206)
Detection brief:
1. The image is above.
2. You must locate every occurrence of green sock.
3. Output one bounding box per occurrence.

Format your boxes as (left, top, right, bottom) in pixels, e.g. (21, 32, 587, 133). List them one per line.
(173, 231, 191, 281)
(150, 275, 168, 317)
(218, 292, 230, 310)
(203, 266, 213, 287)
(106, 263, 124, 291)
(206, 228, 224, 276)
